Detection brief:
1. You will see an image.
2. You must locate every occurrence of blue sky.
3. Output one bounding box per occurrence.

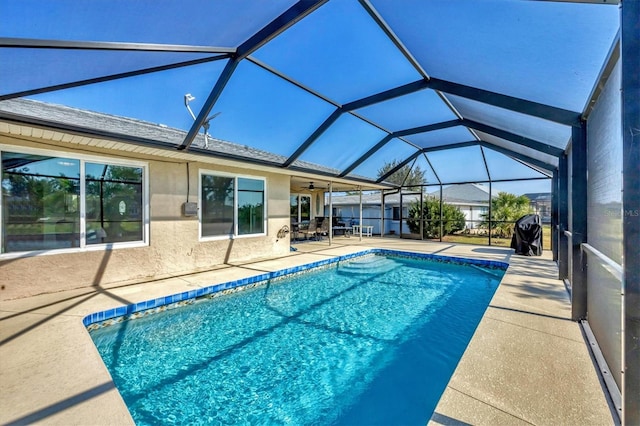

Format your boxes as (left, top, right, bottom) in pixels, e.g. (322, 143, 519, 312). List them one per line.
(1, 0, 619, 195)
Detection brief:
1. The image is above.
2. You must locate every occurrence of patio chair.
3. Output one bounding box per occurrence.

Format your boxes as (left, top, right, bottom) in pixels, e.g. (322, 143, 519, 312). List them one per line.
(290, 221, 300, 241)
(299, 218, 317, 240)
(316, 217, 330, 239)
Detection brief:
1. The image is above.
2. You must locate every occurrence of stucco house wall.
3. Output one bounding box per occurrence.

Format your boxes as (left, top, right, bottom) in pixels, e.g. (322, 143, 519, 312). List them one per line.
(0, 133, 291, 301)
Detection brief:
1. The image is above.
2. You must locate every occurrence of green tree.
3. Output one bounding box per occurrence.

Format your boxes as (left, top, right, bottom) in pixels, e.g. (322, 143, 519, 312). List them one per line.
(377, 160, 426, 189)
(406, 197, 466, 238)
(481, 192, 532, 237)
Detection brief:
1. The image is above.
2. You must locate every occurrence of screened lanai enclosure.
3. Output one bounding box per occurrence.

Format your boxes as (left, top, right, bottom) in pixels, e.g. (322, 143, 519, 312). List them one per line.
(0, 0, 638, 423)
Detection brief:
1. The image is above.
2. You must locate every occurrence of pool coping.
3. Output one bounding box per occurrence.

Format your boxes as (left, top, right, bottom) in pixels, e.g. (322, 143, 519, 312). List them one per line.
(83, 248, 508, 330)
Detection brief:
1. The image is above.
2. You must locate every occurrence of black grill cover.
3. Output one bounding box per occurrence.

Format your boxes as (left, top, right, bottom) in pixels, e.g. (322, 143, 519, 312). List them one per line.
(510, 214, 543, 256)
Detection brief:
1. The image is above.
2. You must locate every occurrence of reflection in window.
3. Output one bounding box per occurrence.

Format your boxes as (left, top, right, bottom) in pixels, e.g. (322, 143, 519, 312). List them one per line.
(300, 195, 311, 222)
(85, 163, 143, 245)
(237, 178, 264, 235)
(1, 150, 146, 254)
(201, 175, 234, 237)
(200, 173, 265, 238)
(290, 195, 299, 223)
(290, 194, 310, 224)
(1, 152, 80, 252)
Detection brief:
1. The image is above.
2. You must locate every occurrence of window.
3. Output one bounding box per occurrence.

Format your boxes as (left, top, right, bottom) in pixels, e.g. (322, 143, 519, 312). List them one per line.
(237, 178, 265, 235)
(85, 162, 144, 244)
(1, 152, 80, 252)
(1, 148, 147, 254)
(392, 206, 401, 221)
(200, 172, 265, 238)
(290, 195, 299, 223)
(300, 195, 310, 222)
(290, 194, 310, 224)
(201, 175, 234, 237)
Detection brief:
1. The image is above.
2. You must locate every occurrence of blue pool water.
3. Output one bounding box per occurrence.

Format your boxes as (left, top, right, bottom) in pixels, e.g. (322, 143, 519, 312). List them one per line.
(90, 253, 505, 425)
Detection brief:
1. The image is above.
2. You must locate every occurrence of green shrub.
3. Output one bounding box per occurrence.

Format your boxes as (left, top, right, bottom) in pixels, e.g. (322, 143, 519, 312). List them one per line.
(406, 198, 466, 238)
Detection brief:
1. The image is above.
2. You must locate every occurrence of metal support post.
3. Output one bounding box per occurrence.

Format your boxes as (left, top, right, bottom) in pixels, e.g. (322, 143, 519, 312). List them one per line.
(419, 189, 424, 241)
(328, 182, 333, 246)
(570, 122, 588, 321)
(488, 181, 492, 246)
(381, 191, 385, 237)
(417, 188, 423, 240)
(621, 0, 640, 421)
(551, 171, 558, 261)
(439, 184, 443, 242)
(358, 187, 363, 241)
(558, 154, 569, 280)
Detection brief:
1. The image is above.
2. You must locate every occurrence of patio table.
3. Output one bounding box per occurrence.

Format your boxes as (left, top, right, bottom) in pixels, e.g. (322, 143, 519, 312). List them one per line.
(352, 225, 373, 237)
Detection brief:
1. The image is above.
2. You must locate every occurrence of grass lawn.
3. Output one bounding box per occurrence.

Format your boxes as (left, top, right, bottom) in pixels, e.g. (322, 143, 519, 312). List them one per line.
(441, 225, 551, 250)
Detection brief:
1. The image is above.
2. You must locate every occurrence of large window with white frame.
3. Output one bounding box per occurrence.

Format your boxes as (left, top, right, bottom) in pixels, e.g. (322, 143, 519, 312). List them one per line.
(0, 147, 148, 254)
(200, 171, 266, 239)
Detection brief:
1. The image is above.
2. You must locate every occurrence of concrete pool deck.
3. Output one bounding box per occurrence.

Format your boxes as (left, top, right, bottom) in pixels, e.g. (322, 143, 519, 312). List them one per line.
(0, 239, 614, 425)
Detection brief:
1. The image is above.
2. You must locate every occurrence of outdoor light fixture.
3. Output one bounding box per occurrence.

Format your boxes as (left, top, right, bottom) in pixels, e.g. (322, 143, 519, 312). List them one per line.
(309, 182, 315, 190)
(183, 93, 221, 149)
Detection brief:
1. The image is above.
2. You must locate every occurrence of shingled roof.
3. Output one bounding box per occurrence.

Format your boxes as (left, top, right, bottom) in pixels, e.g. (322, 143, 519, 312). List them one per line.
(0, 98, 350, 178)
(428, 183, 492, 204)
(328, 183, 492, 206)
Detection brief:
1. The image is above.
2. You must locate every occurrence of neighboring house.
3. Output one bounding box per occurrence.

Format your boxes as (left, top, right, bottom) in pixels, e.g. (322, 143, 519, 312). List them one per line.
(326, 183, 492, 235)
(325, 192, 387, 234)
(523, 192, 552, 223)
(428, 184, 491, 230)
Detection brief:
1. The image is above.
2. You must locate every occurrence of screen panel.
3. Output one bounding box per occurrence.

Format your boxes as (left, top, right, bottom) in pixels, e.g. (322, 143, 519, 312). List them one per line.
(586, 61, 623, 263)
(24, 60, 228, 133)
(483, 147, 548, 181)
(585, 250, 622, 389)
(212, 61, 337, 158)
(0, 48, 220, 98)
(371, 0, 619, 111)
(585, 60, 622, 388)
(0, 0, 297, 47)
(348, 138, 419, 182)
(355, 89, 458, 132)
(447, 94, 572, 149)
(297, 113, 389, 173)
(491, 179, 551, 197)
(404, 126, 475, 149)
(427, 145, 489, 184)
(476, 131, 559, 168)
(253, 0, 421, 103)
(411, 153, 440, 186)
(437, 183, 491, 246)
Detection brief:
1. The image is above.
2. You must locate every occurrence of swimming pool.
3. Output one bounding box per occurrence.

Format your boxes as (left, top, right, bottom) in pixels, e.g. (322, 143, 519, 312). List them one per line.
(88, 250, 506, 425)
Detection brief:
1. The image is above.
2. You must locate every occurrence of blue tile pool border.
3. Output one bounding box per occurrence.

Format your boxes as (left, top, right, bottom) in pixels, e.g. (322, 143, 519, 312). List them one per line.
(83, 249, 508, 330)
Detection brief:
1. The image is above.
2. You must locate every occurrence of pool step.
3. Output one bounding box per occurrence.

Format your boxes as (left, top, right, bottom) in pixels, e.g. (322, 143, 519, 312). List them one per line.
(339, 256, 398, 275)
